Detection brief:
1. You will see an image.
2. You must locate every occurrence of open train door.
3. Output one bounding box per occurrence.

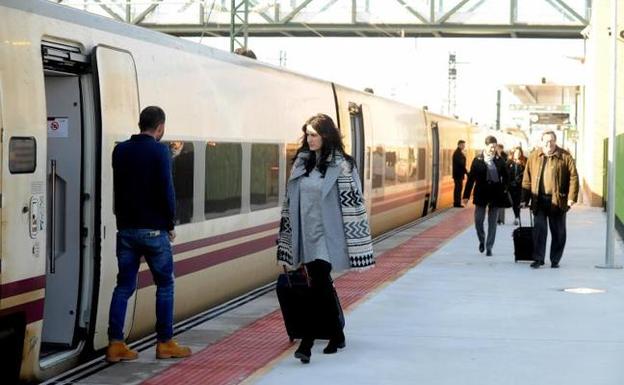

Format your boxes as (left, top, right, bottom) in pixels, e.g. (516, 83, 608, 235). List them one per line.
(348, 102, 365, 186)
(429, 122, 440, 211)
(92, 46, 140, 349)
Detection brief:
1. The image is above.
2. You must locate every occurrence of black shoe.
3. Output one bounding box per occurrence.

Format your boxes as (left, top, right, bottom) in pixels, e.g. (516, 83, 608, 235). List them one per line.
(453, 204, 465, 208)
(486, 249, 492, 256)
(323, 339, 346, 354)
(530, 261, 544, 269)
(294, 339, 313, 364)
(479, 243, 484, 253)
(551, 263, 560, 268)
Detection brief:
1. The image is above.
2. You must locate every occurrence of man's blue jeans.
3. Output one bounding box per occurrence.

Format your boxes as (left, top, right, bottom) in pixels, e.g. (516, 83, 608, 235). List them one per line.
(108, 229, 174, 342)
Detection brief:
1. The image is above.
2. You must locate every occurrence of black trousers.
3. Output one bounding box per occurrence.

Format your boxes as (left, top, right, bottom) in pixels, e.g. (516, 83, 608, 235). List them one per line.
(532, 200, 567, 264)
(453, 178, 464, 206)
(302, 260, 344, 342)
(509, 186, 522, 219)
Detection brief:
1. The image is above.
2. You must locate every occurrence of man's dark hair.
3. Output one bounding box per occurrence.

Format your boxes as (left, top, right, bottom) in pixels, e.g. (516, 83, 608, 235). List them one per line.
(234, 48, 257, 59)
(139, 106, 166, 132)
(457, 140, 465, 146)
(485, 135, 498, 145)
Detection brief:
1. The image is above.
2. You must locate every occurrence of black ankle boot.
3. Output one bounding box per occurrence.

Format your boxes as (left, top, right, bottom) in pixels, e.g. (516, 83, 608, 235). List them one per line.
(323, 331, 346, 354)
(294, 339, 313, 363)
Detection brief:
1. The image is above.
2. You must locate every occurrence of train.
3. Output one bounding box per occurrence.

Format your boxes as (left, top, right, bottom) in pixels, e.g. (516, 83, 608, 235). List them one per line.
(0, 1, 525, 382)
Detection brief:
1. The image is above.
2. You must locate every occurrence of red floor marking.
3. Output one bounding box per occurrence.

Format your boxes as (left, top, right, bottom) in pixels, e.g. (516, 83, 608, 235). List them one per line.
(143, 208, 474, 385)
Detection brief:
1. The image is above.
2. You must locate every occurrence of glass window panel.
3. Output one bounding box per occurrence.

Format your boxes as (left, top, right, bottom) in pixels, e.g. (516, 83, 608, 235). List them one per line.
(372, 146, 384, 188)
(165, 141, 194, 225)
(205, 142, 242, 219)
(385, 147, 397, 186)
(9, 137, 37, 174)
(250, 143, 280, 211)
(418, 147, 426, 180)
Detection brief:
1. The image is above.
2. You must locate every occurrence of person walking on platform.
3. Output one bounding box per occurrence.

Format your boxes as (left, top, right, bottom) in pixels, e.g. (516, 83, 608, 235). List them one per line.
(452, 140, 468, 207)
(508, 147, 527, 226)
(496, 144, 509, 224)
(462, 135, 509, 256)
(276, 113, 374, 364)
(522, 130, 579, 269)
(106, 106, 191, 362)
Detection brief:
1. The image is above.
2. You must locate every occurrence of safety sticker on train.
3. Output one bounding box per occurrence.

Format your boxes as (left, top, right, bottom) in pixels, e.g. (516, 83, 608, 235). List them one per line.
(47, 117, 69, 138)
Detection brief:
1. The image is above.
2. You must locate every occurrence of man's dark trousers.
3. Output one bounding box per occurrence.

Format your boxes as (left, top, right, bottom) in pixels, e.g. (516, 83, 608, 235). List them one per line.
(532, 202, 567, 265)
(453, 178, 463, 206)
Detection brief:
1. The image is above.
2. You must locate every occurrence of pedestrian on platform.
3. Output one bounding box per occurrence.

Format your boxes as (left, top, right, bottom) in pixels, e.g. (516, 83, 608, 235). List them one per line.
(508, 146, 527, 225)
(462, 135, 509, 256)
(452, 140, 468, 207)
(496, 143, 509, 224)
(276, 113, 374, 364)
(106, 106, 191, 362)
(521, 130, 579, 269)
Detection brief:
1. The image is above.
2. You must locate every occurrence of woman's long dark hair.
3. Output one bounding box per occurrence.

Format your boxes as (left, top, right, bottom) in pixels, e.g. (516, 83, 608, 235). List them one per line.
(293, 113, 354, 177)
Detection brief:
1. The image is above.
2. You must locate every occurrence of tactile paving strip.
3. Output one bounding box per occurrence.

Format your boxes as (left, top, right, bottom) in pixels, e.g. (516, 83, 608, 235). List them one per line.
(143, 209, 473, 385)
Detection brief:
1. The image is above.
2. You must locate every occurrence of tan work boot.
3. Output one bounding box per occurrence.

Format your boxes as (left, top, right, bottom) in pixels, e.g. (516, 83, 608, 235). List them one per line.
(156, 339, 192, 359)
(105, 341, 139, 363)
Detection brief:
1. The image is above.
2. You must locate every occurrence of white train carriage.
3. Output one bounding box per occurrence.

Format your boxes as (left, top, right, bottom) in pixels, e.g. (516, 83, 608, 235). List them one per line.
(0, 1, 486, 382)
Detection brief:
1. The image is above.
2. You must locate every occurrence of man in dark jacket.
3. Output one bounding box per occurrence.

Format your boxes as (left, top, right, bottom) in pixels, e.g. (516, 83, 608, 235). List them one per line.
(522, 130, 579, 269)
(462, 136, 509, 256)
(452, 140, 468, 207)
(106, 106, 191, 362)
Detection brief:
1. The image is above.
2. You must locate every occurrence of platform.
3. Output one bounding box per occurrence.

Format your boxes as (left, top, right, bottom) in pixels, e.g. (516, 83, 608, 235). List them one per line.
(51, 206, 624, 385)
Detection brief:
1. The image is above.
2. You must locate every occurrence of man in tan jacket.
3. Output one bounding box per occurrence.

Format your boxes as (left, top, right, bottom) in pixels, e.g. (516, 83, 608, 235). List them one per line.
(521, 130, 579, 269)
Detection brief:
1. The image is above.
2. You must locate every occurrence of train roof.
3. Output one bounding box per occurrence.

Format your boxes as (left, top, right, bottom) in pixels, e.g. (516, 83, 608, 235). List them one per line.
(2, 0, 334, 86)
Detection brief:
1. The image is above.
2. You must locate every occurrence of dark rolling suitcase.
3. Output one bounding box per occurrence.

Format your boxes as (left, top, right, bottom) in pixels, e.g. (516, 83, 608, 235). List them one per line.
(276, 267, 344, 342)
(512, 208, 534, 262)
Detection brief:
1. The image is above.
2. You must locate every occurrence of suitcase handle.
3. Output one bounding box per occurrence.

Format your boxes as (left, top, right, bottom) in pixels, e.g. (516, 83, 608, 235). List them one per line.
(283, 265, 311, 288)
(519, 206, 534, 227)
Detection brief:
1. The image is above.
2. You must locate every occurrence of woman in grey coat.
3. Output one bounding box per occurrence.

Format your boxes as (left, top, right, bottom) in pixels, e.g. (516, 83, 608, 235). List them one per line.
(277, 114, 374, 364)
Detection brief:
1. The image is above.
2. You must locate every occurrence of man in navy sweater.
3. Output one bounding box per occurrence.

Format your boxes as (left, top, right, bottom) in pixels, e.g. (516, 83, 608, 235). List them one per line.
(106, 106, 191, 362)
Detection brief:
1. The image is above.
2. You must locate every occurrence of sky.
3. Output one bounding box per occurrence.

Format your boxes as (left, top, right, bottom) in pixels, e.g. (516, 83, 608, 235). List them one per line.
(192, 36, 586, 129)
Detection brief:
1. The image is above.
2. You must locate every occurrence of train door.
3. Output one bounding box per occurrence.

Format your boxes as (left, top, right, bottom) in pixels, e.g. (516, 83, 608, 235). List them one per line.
(349, 102, 365, 185)
(40, 41, 93, 354)
(430, 122, 440, 211)
(91, 46, 140, 349)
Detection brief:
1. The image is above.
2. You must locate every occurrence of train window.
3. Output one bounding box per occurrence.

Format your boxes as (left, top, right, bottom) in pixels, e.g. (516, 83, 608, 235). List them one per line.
(285, 143, 299, 181)
(165, 141, 195, 225)
(408, 147, 417, 182)
(205, 142, 242, 219)
(396, 147, 414, 184)
(250, 143, 280, 211)
(372, 146, 384, 188)
(385, 148, 397, 186)
(9, 137, 37, 174)
(418, 148, 426, 180)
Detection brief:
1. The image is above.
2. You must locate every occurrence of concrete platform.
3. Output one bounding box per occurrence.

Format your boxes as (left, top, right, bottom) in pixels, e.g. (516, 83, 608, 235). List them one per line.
(249, 206, 624, 385)
(50, 206, 624, 385)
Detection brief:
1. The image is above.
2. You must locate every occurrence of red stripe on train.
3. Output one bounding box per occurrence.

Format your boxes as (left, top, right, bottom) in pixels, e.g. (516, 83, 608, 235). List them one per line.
(0, 276, 46, 300)
(0, 298, 45, 324)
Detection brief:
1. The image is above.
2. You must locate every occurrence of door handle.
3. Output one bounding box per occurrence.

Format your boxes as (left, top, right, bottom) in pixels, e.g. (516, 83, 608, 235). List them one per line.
(50, 159, 57, 274)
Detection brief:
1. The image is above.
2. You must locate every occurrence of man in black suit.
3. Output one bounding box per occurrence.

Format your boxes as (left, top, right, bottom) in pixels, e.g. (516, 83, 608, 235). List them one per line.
(452, 140, 468, 207)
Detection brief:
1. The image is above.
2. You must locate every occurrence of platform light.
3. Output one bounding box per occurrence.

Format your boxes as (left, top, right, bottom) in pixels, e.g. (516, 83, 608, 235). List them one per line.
(562, 287, 606, 294)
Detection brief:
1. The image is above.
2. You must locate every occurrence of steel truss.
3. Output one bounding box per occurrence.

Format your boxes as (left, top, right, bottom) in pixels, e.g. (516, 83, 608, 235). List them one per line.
(53, 0, 591, 42)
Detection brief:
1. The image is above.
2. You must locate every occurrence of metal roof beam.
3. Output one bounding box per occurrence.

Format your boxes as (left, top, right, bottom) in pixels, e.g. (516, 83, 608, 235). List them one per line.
(437, 0, 471, 24)
(395, 0, 430, 23)
(132, 0, 162, 25)
(93, 0, 124, 22)
(281, 0, 314, 24)
(546, 0, 588, 24)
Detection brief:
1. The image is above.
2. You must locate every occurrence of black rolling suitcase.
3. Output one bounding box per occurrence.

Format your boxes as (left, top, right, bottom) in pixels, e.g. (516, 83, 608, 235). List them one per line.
(512, 208, 534, 262)
(276, 267, 344, 342)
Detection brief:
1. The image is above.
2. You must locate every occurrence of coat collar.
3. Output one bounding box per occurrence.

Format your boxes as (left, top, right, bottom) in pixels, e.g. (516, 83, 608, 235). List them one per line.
(289, 151, 344, 198)
(538, 146, 562, 159)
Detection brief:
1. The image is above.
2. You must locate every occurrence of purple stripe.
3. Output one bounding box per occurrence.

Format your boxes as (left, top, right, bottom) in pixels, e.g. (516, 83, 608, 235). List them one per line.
(138, 234, 277, 288)
(0, 298, 45, 324)
(172, 221, 279, 254)
(0, 276, 47, 299)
